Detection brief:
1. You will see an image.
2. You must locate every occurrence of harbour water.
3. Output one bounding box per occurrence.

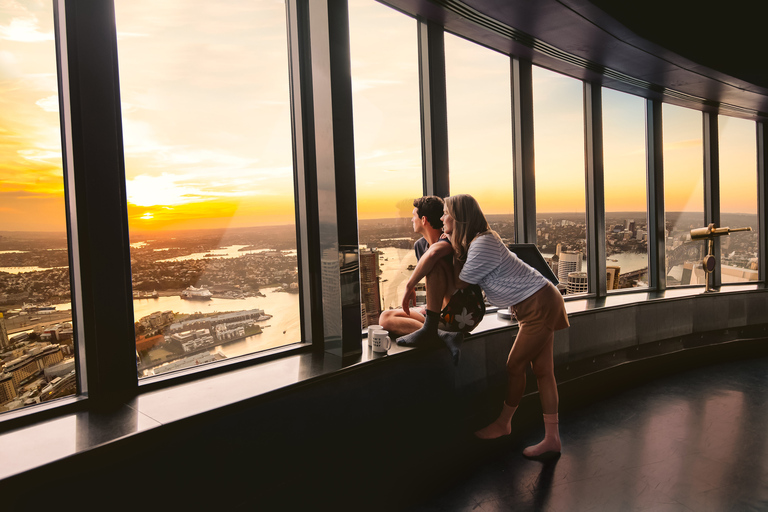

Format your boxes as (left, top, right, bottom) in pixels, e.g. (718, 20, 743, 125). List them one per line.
(156, 245, 297, 263)
(131, 286, 302, 359)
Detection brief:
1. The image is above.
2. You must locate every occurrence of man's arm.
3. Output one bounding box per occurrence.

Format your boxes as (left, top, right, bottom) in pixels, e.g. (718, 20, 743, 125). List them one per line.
(401, 242, 454, 315)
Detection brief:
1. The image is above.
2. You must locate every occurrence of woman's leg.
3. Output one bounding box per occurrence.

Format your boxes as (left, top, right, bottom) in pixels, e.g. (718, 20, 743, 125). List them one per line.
(474, 321, 549, 439)
(523, 331, 561, 458)
(530, 330, 557, 414)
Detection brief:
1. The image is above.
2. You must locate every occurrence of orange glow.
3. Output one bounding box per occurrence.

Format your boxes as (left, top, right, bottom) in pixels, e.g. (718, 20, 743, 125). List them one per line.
(2, 1, 758, 238)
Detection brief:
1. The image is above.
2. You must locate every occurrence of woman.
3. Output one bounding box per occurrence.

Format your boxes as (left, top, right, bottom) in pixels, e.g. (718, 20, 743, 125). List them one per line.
(443, 194, 569, 458)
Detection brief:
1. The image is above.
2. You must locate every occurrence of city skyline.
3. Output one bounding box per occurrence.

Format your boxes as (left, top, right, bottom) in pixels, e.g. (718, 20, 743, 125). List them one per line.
(0, 209, 760, 237)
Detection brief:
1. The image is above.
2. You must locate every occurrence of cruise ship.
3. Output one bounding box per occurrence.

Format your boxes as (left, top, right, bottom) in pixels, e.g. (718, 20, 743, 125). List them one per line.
(21, 303, 56, 313)
(180, 286, 213, 300)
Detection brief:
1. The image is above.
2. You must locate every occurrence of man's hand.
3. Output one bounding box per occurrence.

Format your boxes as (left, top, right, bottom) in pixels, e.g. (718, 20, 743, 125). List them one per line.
(401, 284, 417, 316)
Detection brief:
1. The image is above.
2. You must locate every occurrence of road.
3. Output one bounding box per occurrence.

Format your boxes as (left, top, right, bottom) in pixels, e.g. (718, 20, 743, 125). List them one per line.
(3, 310, 73, 335)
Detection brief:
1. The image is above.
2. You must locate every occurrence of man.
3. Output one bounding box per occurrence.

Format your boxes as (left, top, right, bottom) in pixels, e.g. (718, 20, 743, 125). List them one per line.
(378, 196, 485, 359)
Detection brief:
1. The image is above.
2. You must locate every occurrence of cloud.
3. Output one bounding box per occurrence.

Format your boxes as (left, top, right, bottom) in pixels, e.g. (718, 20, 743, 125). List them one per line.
(126, 173, 208, 207)
(0, 17, 53, 42)
(351, 78, 403, 94)
(116, 31, 149, 40)
(665, 139, 702, 150)
(17, 148, 62, 162)
(36, 95, 58, 112)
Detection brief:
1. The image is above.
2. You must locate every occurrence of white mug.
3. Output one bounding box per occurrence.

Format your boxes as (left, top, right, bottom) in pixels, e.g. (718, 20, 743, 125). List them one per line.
(367, 324, 383, 347)
(371, 329, 391, 353)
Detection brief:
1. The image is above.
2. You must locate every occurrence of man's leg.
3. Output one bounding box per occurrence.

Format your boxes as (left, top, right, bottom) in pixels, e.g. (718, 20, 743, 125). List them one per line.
(378, 308, 425, 337)
(396, 259, 451, 347)
(432, 284, 484, 364)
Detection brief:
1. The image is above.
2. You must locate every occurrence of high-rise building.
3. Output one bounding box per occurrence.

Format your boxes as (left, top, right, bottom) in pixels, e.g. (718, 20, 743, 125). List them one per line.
(321, 248, 343, 339)
(0, 313, 8, 350)
(566, 271, 588, 295)
(359, 248, 382, 328)
(558, 250, 582, 283)
(0, 373, 16, 406)
(606, 266, 621, 290)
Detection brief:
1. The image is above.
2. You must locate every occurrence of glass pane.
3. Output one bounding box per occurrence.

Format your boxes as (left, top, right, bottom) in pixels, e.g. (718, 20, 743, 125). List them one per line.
(0, 3, 77, 411)
(663, 104, 704, 287)
(115, 0, 300, 378)
(719, 116, 758, 283)
(532, 66, 586, 295)
(349, 0, 422, 320)
(602, 88, 649, 290)
(445, 33, 514, 243)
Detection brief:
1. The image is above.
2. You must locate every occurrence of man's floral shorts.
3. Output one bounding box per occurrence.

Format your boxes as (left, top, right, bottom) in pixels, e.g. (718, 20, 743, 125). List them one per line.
(438, 284, 486, 334)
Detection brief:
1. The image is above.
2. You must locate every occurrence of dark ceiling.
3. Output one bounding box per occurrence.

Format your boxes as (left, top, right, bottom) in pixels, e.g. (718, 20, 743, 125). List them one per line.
(383, 0, 768, 120)
(589, 0, 768, 91)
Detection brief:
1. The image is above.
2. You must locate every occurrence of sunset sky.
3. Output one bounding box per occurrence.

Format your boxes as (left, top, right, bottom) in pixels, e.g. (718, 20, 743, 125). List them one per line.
(0, 0, 759, 233)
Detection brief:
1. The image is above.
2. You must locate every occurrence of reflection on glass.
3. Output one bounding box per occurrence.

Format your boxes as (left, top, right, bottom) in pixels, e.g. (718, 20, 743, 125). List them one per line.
(445, 33, 514, 243)
(718, 116, 758, 282)
(602, 89, 648, 290)
(0, 3, 77, 411)
(349, 0, 422, 319)
(532, 66, 586, 295)
(662, 104, 704, 287)
(115, 0, 300, 378)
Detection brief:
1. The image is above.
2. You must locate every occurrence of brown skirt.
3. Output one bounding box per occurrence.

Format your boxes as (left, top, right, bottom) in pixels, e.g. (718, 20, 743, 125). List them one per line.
(511, 282, 569, 333)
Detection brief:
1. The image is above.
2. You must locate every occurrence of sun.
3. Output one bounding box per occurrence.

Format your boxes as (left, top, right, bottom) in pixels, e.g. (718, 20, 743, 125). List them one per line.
(140, 212, 154, 220)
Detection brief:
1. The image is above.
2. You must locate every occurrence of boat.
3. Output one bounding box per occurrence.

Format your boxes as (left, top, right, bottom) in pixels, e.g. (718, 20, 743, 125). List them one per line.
(180, 286, 213, 300)
(21, 303, 55, 313)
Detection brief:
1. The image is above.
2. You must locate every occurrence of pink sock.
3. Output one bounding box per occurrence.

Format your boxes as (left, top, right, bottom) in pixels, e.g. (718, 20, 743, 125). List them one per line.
(474, 402, 517, 440)
(523, 413, 561, 458)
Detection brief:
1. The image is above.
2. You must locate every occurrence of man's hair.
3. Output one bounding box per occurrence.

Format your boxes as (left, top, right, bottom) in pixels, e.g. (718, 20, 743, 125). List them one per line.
(413, 196, 444, 230)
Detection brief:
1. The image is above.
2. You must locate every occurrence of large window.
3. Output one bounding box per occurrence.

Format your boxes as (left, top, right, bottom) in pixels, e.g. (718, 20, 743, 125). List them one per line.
(532, 66, 587, 295)
(0, 2, 76, 411)
(718, 116, 758, 283)
(602, 88, 649, 290)
(445, 33, 514, 243)
(663, 104, 704, 287)
(115, 0, 300, 378)
(349, 0, 421, 321)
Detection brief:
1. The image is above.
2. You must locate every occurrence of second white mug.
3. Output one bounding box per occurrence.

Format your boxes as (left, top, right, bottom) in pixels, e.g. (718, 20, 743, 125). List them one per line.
(371, 329, 391, 353)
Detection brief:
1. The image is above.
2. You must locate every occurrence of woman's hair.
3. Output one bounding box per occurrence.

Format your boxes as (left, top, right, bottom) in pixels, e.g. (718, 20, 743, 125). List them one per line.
(444, 194, 498, 262)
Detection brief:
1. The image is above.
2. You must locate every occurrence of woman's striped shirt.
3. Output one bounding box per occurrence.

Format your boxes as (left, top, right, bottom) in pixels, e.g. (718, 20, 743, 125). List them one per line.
(458, 233, 548, 307)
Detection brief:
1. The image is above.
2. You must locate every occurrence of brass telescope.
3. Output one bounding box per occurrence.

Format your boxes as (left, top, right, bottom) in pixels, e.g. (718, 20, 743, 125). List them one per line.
(690, 224, 752, 241)
(688, 223, 752, 292)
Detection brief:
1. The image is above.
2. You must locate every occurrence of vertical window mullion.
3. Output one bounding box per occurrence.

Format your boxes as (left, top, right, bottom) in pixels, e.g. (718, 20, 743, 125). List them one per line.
(418, 20, 449, 198)
(57, 0, 137, 402)
(646, 99, 665, 292)
(306, 0, 361, 357)
(512, 58, 535, 244)
(758, 122, 768, 283)
(703, 112, 721, 289)
(584, 82, 605, 296)
(288, 0, 322, 348)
